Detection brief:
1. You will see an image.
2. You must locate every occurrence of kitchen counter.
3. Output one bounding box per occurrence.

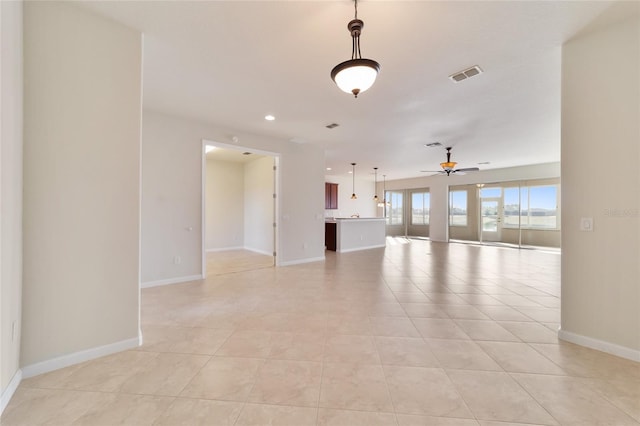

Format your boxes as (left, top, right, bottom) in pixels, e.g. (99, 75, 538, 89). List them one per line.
(325, 218, 386, 253)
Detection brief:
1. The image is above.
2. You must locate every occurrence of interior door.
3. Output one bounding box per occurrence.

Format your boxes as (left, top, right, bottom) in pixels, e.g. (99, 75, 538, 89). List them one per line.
(480, 198, 502, 242)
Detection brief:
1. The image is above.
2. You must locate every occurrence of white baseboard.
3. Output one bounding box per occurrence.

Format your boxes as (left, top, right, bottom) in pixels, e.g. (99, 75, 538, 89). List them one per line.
(558, 328, 640, 362)
(141, 274, 203, 288)
(206, 246, 243, 253)
(21, 336, 141, 379)
(337, 243, 386, 253)
(278, 256, 325, 266)
(244, 247, 273, 256)
(1, 369, 22, 416)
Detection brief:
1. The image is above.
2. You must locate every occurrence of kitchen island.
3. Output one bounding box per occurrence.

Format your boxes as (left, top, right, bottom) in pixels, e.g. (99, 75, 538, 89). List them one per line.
(325, 218, 386, 253)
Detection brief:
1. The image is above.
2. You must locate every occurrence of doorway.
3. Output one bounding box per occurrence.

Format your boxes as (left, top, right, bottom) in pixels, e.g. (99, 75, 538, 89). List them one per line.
(201, 140, 279, 277)
(480, 197, 503, 242)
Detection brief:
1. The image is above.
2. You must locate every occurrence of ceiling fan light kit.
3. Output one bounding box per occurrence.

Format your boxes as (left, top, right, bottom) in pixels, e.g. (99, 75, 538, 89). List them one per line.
(421, 147, 480, 176)
(331, 0, 380, 98)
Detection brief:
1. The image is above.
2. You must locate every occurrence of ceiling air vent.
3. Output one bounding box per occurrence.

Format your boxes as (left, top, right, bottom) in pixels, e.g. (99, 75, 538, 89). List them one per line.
(449, 65, 483, 83)
(326, 123, 340, 129)
(424, 142, 442, 148)
(242, 152, 252, 156)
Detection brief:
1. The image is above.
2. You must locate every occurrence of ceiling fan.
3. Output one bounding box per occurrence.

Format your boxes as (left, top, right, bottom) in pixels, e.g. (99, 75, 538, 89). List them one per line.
(421, 147, 480, 176)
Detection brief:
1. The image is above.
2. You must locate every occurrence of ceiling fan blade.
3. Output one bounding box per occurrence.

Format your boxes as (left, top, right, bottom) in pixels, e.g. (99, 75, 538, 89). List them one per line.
(420, 170, 444, 173)
(455, 167, 480, 172)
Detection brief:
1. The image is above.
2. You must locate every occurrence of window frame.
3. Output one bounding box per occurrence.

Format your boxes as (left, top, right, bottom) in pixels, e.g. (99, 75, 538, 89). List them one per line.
(502, 184, 559, 230)
(410, 191, 430, 226)
(449, 190, 468, 227)
(385, 190, 404, 226)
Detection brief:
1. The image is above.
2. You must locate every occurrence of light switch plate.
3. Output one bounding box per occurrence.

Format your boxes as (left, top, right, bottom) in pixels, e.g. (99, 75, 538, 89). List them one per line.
(580, 217, 593, 231)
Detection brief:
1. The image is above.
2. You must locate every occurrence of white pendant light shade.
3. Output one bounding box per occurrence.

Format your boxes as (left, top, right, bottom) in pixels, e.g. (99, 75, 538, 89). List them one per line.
(331, 59, 380, 97)
(331, 0, 380, 98)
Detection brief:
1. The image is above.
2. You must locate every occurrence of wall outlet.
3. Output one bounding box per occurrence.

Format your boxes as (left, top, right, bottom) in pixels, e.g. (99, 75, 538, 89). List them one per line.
(173, 256, 182, 264)
(11, 320, 16, 342)
(580, 217, 593, 231)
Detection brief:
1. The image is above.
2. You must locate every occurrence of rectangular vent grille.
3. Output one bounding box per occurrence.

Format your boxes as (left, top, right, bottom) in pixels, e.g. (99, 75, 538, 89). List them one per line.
(425, 142, 442, 148)
(449, 65, 483, 83)
(326, 123, 339, 129)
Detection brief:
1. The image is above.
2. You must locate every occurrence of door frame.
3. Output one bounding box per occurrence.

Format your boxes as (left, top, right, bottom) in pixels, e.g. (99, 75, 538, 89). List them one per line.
(201, 139, 281, 278)
(479, 197, 503, 243)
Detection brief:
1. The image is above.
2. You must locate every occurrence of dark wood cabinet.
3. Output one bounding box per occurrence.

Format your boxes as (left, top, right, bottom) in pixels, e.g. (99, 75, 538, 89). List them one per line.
(325, 222, 337, 251)
(325, 183, 338, 210)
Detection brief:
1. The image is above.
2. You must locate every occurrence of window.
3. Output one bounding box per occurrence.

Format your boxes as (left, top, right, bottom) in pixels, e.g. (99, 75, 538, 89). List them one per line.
(386, 191, 403, 225)
(529, 185, 557, 229)
(411, 192, 430, 225)
(503, 187, 521, 227)
(503, 185, 558, 229)
(449, 190, 467, 226)
(480, 187, 501, 198)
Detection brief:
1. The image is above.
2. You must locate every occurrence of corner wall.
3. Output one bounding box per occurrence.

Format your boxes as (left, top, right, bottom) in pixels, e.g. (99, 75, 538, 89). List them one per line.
(1, 0, 23, 410)
(142, 109, 325, 281)
(22, 2, 142, 367)
(560, 11, 640, 359)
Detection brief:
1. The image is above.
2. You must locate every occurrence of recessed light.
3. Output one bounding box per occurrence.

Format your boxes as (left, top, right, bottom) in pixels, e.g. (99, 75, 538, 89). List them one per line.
(205, 146, 216, 153)
(326, 167, 332, 171)
(265, 115, 275, 121)
(348, 171, 353, 174)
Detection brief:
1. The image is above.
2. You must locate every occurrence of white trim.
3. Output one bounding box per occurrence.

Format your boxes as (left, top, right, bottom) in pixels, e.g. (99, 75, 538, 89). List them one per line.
(278, 256, 325, 267)
(337, 244, 386, 253)
(1, 369, 22, 416)
(206, 246, 244, 253)
(201, 140, 207, 279)
(244, 246, 274, 256)
(21, 336, 141, 379)
(558, 328, 640, 362)
(141, 274, 203, 289)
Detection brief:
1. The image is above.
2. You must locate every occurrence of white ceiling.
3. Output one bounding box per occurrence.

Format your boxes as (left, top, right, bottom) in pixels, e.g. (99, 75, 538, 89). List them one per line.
(79, 1, 614, 180)
(206, 147, 266, 164)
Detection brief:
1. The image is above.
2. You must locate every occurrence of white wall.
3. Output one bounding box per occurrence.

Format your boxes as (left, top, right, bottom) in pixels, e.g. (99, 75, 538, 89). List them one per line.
(560, 11, 640, 358)
(325, 174, 378, 218)
(1, 0, 23, 408)
(142, 109, 325, 275)
(206, 159, 244, 251)
(244, 156, 274, 255)
(381, 163, 561, 242)
(22, 2, 142, 367)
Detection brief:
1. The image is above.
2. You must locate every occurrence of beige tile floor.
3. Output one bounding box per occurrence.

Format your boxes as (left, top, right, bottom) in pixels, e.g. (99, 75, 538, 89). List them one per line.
(3, 239, 640, 425)
(206, 250, 274, 276)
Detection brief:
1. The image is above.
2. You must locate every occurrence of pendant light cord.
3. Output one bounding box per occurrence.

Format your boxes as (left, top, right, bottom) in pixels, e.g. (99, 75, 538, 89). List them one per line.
(350, 0, 362, 60)
(351, 163, 357, 199)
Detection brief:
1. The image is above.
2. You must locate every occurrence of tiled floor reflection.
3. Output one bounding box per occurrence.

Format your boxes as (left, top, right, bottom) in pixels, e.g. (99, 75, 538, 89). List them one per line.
(3, 240, 639, 425)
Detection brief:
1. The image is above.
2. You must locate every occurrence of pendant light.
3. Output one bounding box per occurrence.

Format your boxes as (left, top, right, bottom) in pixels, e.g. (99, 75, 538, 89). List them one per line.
(350, 163, 357, 199)
(379, 174, 387, 217)
(373, 167, 379, 201)
(330, 0, 381, 98)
